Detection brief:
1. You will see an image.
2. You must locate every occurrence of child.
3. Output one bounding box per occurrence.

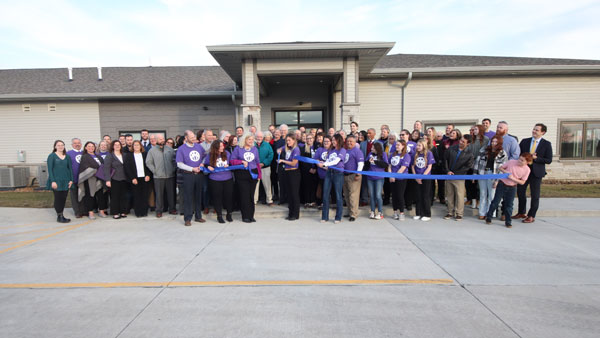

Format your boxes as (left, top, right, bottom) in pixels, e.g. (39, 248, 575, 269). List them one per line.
(485, 153, 533, 228)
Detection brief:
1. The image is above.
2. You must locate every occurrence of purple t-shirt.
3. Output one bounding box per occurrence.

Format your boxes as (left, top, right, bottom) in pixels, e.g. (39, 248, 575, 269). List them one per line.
(326, 148, 346, 170)
(231, 146, 260, 170)
(366, 152, 388, 181)
(67, 149, 83, 183)
(389, 153, 412, 173)
(344, 146, 364, 172)
(203, 151, 233, 181)
(413, 152, 436, 175)
(484, 131, 496, 139)
(176, 143, 206, 168)
(283, 146, 300, 169)
(313, 147, 329, 179)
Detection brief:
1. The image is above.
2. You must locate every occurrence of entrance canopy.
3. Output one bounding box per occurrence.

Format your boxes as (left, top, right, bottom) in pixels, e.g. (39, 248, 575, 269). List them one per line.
(207, 42, 395, 84)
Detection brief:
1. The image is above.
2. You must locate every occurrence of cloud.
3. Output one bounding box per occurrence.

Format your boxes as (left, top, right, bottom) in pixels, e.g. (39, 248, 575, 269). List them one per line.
(0, 0, 598, 69)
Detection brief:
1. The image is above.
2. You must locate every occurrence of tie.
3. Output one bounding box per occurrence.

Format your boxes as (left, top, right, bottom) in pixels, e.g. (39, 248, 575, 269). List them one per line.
(530, 140, 537, 153)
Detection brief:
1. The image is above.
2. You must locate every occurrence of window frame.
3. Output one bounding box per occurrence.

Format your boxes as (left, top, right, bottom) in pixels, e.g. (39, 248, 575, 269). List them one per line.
(558, 119, 600, 160)
(272, 108, 325, 131)
(119, 130, 167, 141)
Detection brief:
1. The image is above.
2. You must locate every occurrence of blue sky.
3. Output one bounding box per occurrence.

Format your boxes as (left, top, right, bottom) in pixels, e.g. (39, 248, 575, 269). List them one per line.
(1, 0, 599, 69)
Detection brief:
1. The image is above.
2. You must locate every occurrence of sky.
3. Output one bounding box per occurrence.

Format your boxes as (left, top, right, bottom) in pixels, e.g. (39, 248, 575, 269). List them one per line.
(0, 0, 599, 69)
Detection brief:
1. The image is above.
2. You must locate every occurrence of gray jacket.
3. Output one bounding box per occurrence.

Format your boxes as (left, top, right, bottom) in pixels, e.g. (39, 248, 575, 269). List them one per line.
(104, 153, 127, 181)
(146, 145, 176, 178)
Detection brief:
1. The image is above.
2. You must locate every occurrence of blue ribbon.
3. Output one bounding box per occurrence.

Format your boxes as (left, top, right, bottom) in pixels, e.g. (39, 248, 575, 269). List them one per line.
(202, 164, 258, 179)
(296, 156, 508, 180)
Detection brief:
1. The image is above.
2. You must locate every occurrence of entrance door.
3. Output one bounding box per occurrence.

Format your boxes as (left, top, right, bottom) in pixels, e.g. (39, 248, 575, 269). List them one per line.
(274, 110, 324, 131)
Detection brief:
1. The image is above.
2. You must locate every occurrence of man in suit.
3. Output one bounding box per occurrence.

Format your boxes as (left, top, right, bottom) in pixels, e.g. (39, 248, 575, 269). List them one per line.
(141, 129, 151, 151)
(513, 123, 553, 223)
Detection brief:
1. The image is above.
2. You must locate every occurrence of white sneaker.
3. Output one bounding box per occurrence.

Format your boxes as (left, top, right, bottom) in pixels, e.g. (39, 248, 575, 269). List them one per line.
(375, 213, 383, 220)
(413, 216, 421, 220)
(399, 213, 405, 221)
(421, 217, 431, 222)
(320, 219, 327, 223)
(334, 220, 340, 224)
(369, 211, 375, 219)
(393, 212, 400, 220)
(471, 199, 478, 209)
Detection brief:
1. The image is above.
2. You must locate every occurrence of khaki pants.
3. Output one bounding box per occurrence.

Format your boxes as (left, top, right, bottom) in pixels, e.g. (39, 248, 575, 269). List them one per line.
(445, 180, 466, 217)
(254, 166, 273, 204)
(343, 173, 362, 218)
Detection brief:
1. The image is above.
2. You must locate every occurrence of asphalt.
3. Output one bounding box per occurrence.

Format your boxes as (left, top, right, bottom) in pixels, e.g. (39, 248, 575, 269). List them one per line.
(0, 199, 599, 338)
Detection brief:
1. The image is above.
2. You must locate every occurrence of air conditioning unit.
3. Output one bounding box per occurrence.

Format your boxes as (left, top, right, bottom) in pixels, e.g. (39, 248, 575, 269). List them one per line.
(0, 167, 30, 188)
(37, 165, 48, 188)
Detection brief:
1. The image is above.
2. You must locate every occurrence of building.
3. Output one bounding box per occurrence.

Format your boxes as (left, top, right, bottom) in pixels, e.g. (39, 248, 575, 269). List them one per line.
(1, 42, 599, 181)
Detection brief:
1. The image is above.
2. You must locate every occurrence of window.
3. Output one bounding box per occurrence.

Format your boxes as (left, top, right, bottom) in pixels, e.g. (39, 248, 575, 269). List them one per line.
(423, 121, 478, 137)
(274, 110, 324, 130)
(560, 121, 600, 159)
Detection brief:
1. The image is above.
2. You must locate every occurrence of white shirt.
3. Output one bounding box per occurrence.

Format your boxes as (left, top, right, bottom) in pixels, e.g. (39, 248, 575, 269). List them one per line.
(134, 153, 145, 178)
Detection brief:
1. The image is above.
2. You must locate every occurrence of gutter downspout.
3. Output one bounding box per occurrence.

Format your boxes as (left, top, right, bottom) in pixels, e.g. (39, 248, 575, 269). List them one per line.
(231, 83, 238, 127)
(388, 72, 412, 131)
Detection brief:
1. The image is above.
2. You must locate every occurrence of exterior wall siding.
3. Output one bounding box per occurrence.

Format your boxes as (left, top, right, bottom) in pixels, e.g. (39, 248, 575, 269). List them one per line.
(99, 99, 235, 140)
(0, 101, 101, 165)
(359, 76, 600, 180)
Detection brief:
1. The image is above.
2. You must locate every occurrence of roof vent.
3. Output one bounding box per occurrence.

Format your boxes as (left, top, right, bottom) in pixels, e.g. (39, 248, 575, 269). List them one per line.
(48, 103, 57, 112)
(68, 67, 73, 81)
(97, 67, 103, 81)
(22, 104, 31, 112)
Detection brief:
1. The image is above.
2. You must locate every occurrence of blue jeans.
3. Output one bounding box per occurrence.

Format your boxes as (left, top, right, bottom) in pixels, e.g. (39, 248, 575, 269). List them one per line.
(367, 179, 384, 213)
(322, 170, 344, 221)
(486, 181, 515, 225)
(478, 170, 496, 217)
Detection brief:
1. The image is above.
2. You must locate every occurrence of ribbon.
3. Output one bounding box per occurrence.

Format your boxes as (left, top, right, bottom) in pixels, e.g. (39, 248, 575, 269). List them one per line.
(202, 164, 258, 179)
(296, 156, 508, 180)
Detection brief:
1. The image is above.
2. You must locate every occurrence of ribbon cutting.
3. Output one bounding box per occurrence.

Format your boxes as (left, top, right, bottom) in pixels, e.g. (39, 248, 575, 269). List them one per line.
(202, 164, 258, 179)
(295, 156, 509, 180)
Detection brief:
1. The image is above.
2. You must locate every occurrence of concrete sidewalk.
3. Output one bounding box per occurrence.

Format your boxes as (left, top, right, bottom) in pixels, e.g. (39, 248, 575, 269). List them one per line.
(0, 204, 599, 338)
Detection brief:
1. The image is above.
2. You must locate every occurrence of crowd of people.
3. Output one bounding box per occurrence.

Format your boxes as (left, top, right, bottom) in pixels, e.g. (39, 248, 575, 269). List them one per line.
(46, 119, 553, 228)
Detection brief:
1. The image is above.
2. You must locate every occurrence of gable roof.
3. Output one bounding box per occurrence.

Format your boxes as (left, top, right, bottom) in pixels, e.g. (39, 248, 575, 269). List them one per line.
(0, 66, 237, 101)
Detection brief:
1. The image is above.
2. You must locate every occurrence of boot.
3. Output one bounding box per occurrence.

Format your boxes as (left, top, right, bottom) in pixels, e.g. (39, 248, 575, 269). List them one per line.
(57, 213, 71, 223)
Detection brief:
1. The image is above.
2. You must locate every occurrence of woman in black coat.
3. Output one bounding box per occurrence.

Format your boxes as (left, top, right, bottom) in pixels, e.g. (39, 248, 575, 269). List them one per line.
(124, 140, 152, 217)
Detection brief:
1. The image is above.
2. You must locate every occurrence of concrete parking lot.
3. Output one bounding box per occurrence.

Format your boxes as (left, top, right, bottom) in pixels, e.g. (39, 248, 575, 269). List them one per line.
(1, 201, 599, 338)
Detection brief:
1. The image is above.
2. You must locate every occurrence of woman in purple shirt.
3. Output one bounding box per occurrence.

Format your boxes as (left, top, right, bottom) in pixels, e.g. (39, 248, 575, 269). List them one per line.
(365, 142, 388, 220)
(204, 140, 234, 223)
(317, 134, 347, 223)
(412, 139, 435, 221)
(278, 133, 301, 221)
(389, 139, 411, 221)
(230, 133, 261, 223)
(312, 136, 331, 209)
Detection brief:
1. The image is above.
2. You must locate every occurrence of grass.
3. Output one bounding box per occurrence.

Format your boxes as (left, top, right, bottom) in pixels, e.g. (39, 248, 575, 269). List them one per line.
(0, 184, 598, 208)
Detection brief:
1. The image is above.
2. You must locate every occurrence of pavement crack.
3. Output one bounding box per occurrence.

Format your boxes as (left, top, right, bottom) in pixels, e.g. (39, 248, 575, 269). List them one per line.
(539, 218, 600, 240)
(462, 285, 524, 338)
(113, 223, 229, 338)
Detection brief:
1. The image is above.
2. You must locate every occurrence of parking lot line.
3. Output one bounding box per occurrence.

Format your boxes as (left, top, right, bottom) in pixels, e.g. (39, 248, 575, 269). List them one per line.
(0, 220, 93, 254)
(0, 279, 454, 289)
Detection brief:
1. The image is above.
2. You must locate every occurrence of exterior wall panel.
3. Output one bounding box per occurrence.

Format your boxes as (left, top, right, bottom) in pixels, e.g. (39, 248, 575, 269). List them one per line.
(99, 99, 235, 139)
(0, 102, 100, 165)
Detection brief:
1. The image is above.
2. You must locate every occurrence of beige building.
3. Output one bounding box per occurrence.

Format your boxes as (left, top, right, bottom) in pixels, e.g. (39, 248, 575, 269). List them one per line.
(1, 42, 599, 182)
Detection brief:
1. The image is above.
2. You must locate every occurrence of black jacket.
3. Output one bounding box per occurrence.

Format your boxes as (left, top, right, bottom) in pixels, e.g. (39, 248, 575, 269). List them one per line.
(443, 145, 474, 175)
(124, 152, 152, 182)
(519, 137, 552, 178)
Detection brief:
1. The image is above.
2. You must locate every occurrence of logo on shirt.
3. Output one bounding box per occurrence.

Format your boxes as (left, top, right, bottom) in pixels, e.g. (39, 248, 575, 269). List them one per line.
(189, 150, 201, 162)
(216, 158, 227, 168)
(285, 150, 292, 160)
(94, 157, 101, 165)
(75, 155, 82, 163)
(415, 156, 426, 169)
(390, 156, 400, 166)
(101, 154, 107, 160)
(320, 151, 328, 161)
(243, 151, 255, 162)
(327, 152, 338, 162)
(344, 153, 350, 163)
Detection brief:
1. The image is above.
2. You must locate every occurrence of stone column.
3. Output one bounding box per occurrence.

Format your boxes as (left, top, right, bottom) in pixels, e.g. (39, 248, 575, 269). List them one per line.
(241, 59, 261, 131)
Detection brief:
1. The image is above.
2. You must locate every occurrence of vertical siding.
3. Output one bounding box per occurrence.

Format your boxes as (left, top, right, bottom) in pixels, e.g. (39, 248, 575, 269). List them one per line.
(0, 102, 100, 164)
(99, 99, 235, 139)
(404, 76, 600, 155)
